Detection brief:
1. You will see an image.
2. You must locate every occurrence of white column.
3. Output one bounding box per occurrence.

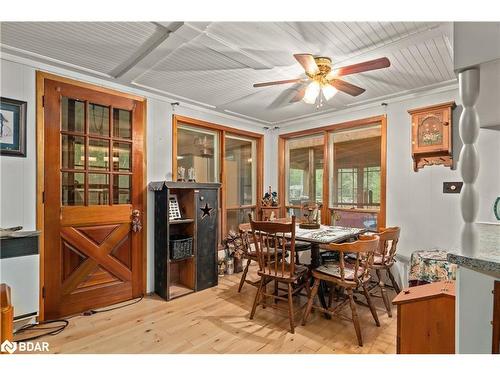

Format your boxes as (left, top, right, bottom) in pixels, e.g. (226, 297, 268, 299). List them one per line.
(458, 68, 480, 256)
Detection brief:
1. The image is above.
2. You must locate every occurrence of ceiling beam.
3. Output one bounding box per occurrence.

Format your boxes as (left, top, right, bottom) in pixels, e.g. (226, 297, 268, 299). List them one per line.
(183, 23, 283, 70)
(110, 22, 183, 79)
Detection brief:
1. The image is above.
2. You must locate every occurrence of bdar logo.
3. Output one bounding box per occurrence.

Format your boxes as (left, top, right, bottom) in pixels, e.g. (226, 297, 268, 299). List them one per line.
(1, 339, 17, 354)
(1, 339, 49, 353)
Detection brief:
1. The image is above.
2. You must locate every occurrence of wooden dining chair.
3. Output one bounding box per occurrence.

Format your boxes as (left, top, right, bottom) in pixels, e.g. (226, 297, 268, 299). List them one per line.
(369, 226, 401, 317)
(301, 235, 380, 346)
(236, 227, 261, 293)
(248, 215, 310, 334)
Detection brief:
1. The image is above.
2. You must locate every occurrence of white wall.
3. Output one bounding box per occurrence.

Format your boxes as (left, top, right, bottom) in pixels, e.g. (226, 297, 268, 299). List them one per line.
(0, 59, 37, 230)
(273, 87, 500, 263)
(0, 57, 266, 296)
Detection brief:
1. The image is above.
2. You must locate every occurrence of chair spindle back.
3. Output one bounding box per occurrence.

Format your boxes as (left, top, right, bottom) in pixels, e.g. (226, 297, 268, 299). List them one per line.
(249, 215, 296, 279)
(376, 227, 400, 266)
(327, 235, 380, 285)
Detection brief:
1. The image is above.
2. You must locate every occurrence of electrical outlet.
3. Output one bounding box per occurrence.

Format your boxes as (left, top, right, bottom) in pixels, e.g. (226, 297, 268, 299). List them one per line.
(443, 182, 463, 194)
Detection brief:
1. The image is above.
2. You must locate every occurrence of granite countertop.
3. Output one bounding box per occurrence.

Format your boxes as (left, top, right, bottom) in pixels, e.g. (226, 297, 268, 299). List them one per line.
(447, 223, 500, 275)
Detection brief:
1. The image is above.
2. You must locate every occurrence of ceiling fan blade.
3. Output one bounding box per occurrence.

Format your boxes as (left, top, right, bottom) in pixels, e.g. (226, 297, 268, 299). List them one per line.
(293, 53, 319, 75)
(290, 85, 307, 103)
(253, 78, 305, 88)
(333, 57, 391, 77)
(329, 79, 366, 97)
(267, 83, 305, 109)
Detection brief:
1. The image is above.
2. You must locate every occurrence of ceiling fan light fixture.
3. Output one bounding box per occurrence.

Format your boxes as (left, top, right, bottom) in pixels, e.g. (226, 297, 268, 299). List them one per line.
(303, 81, 320, 104)
(322, 84, 338, 101)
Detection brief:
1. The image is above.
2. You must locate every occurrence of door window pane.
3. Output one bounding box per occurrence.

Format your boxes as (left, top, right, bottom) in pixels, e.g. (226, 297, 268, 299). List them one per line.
(176, 124, 219, 183)
(61, 172, 85, 206)
(89, 103, 110, 136)
(62, 135, 85, 170)
(61, 97, 84, 133)
(88, 173, 109, 205)
(113, 175, 131, 204)
(113, 108, 132, 139)
(113, 142, 131, 171)
(88, 138, 109, 170)
(286, 135, 324, 206)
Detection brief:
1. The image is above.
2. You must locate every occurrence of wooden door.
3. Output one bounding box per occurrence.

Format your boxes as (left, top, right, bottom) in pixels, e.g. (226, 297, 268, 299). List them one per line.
(43, 78, 145, 319)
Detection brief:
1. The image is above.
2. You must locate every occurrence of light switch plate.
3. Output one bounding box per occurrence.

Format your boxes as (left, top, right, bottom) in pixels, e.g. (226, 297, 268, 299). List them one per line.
(443, 182, 463, 194)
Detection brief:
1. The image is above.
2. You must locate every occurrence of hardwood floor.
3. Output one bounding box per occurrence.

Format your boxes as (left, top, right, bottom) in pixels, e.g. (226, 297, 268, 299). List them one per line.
(35, 265, 397, 354)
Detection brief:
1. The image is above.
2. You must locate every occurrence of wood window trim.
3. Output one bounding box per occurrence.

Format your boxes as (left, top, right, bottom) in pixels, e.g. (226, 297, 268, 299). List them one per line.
(278, 115, 387, 228)
(172, 115, 264, 236)
(36, 71, 148, 320)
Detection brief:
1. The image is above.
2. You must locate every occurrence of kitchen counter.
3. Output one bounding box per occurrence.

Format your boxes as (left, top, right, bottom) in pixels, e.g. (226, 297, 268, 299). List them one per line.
(447, 223, 500, 275)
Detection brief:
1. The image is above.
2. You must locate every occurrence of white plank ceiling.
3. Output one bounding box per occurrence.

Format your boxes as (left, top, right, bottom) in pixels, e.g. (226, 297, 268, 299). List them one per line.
(0, 22, 456, 125)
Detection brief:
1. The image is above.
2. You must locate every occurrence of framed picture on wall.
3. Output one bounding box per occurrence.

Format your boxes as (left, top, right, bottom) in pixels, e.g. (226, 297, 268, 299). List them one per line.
(0, 97, 27, 157)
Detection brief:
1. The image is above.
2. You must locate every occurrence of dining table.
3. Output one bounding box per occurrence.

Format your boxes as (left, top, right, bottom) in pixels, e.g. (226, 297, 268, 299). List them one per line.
(239, 219, 366, 316)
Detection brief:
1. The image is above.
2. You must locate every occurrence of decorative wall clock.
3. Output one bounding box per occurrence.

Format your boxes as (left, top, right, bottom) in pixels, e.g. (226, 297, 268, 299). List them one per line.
(408, 101, 456, 171)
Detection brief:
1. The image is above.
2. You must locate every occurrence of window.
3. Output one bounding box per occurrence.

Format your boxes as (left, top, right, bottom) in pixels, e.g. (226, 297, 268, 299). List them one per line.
(337, 167, 358, 205)
(173, 116, 262, 236)
(329, 124, 381, 209)
(285, 134, 324, 214)
(280, 117, 386, 229)
(225, 135, 257, 232)
(176, 124, 219, 183)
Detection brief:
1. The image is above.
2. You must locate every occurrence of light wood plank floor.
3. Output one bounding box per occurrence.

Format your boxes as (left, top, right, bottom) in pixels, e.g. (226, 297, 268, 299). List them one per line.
(37, 265, 397, 354)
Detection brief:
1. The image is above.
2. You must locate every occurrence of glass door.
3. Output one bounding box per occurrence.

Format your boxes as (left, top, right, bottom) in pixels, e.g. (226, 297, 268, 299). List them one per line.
(329, 124, 382, 230)
(224, 134, 257, 232)
(284, 134, 324, 217)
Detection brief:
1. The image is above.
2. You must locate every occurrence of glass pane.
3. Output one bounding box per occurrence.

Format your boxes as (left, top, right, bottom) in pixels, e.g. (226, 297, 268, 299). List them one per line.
(286, 135, 324, 206)
(88, 138, 109, 170)
(61, 135, 85, 170)
(61, 97, 84, 133)
(226, 208, 254, 233)
(89, 103, 110, 136)
(61, 172, 85, 206)
(329, 124, 381, 209)
(88, 173, 109, 205)
(113, 108, 132, 139)
(332, 209, 378, 230)
(113, 174, 131, 204)
(113, 142, 131, 171)
(225, 135, 256, 207)
(176, 124, 219, 183)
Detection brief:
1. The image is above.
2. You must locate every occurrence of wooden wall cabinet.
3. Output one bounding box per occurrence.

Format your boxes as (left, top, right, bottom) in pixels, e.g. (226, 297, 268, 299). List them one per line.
(393, 281, 455, 354)
(408, 102, 456, 172)
(493, 281, 500, 354)
(150, 181, 220, 301)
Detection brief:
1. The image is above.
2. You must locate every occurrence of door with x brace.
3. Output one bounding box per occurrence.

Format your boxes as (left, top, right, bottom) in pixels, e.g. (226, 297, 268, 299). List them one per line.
(42, 77, 145, 319)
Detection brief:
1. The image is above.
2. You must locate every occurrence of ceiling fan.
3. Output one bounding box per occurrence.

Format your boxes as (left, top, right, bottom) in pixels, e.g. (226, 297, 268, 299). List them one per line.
(253, 54, 390, 107)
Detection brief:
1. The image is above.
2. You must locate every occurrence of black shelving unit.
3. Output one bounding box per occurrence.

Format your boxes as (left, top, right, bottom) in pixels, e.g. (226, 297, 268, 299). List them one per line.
(149, 181, 220, 301)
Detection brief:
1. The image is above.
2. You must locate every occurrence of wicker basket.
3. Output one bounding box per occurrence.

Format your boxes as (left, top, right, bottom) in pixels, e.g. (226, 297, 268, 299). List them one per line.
(169, 234, 193, 260)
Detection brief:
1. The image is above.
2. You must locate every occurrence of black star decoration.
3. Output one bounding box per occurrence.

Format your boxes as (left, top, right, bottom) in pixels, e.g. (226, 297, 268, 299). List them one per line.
(200, 203, 213, 219)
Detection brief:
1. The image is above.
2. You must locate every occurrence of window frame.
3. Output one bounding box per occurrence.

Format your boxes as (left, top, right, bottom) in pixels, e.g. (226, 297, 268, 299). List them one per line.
(279, 115, 387, 228)
(172, 115, 263, 237)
